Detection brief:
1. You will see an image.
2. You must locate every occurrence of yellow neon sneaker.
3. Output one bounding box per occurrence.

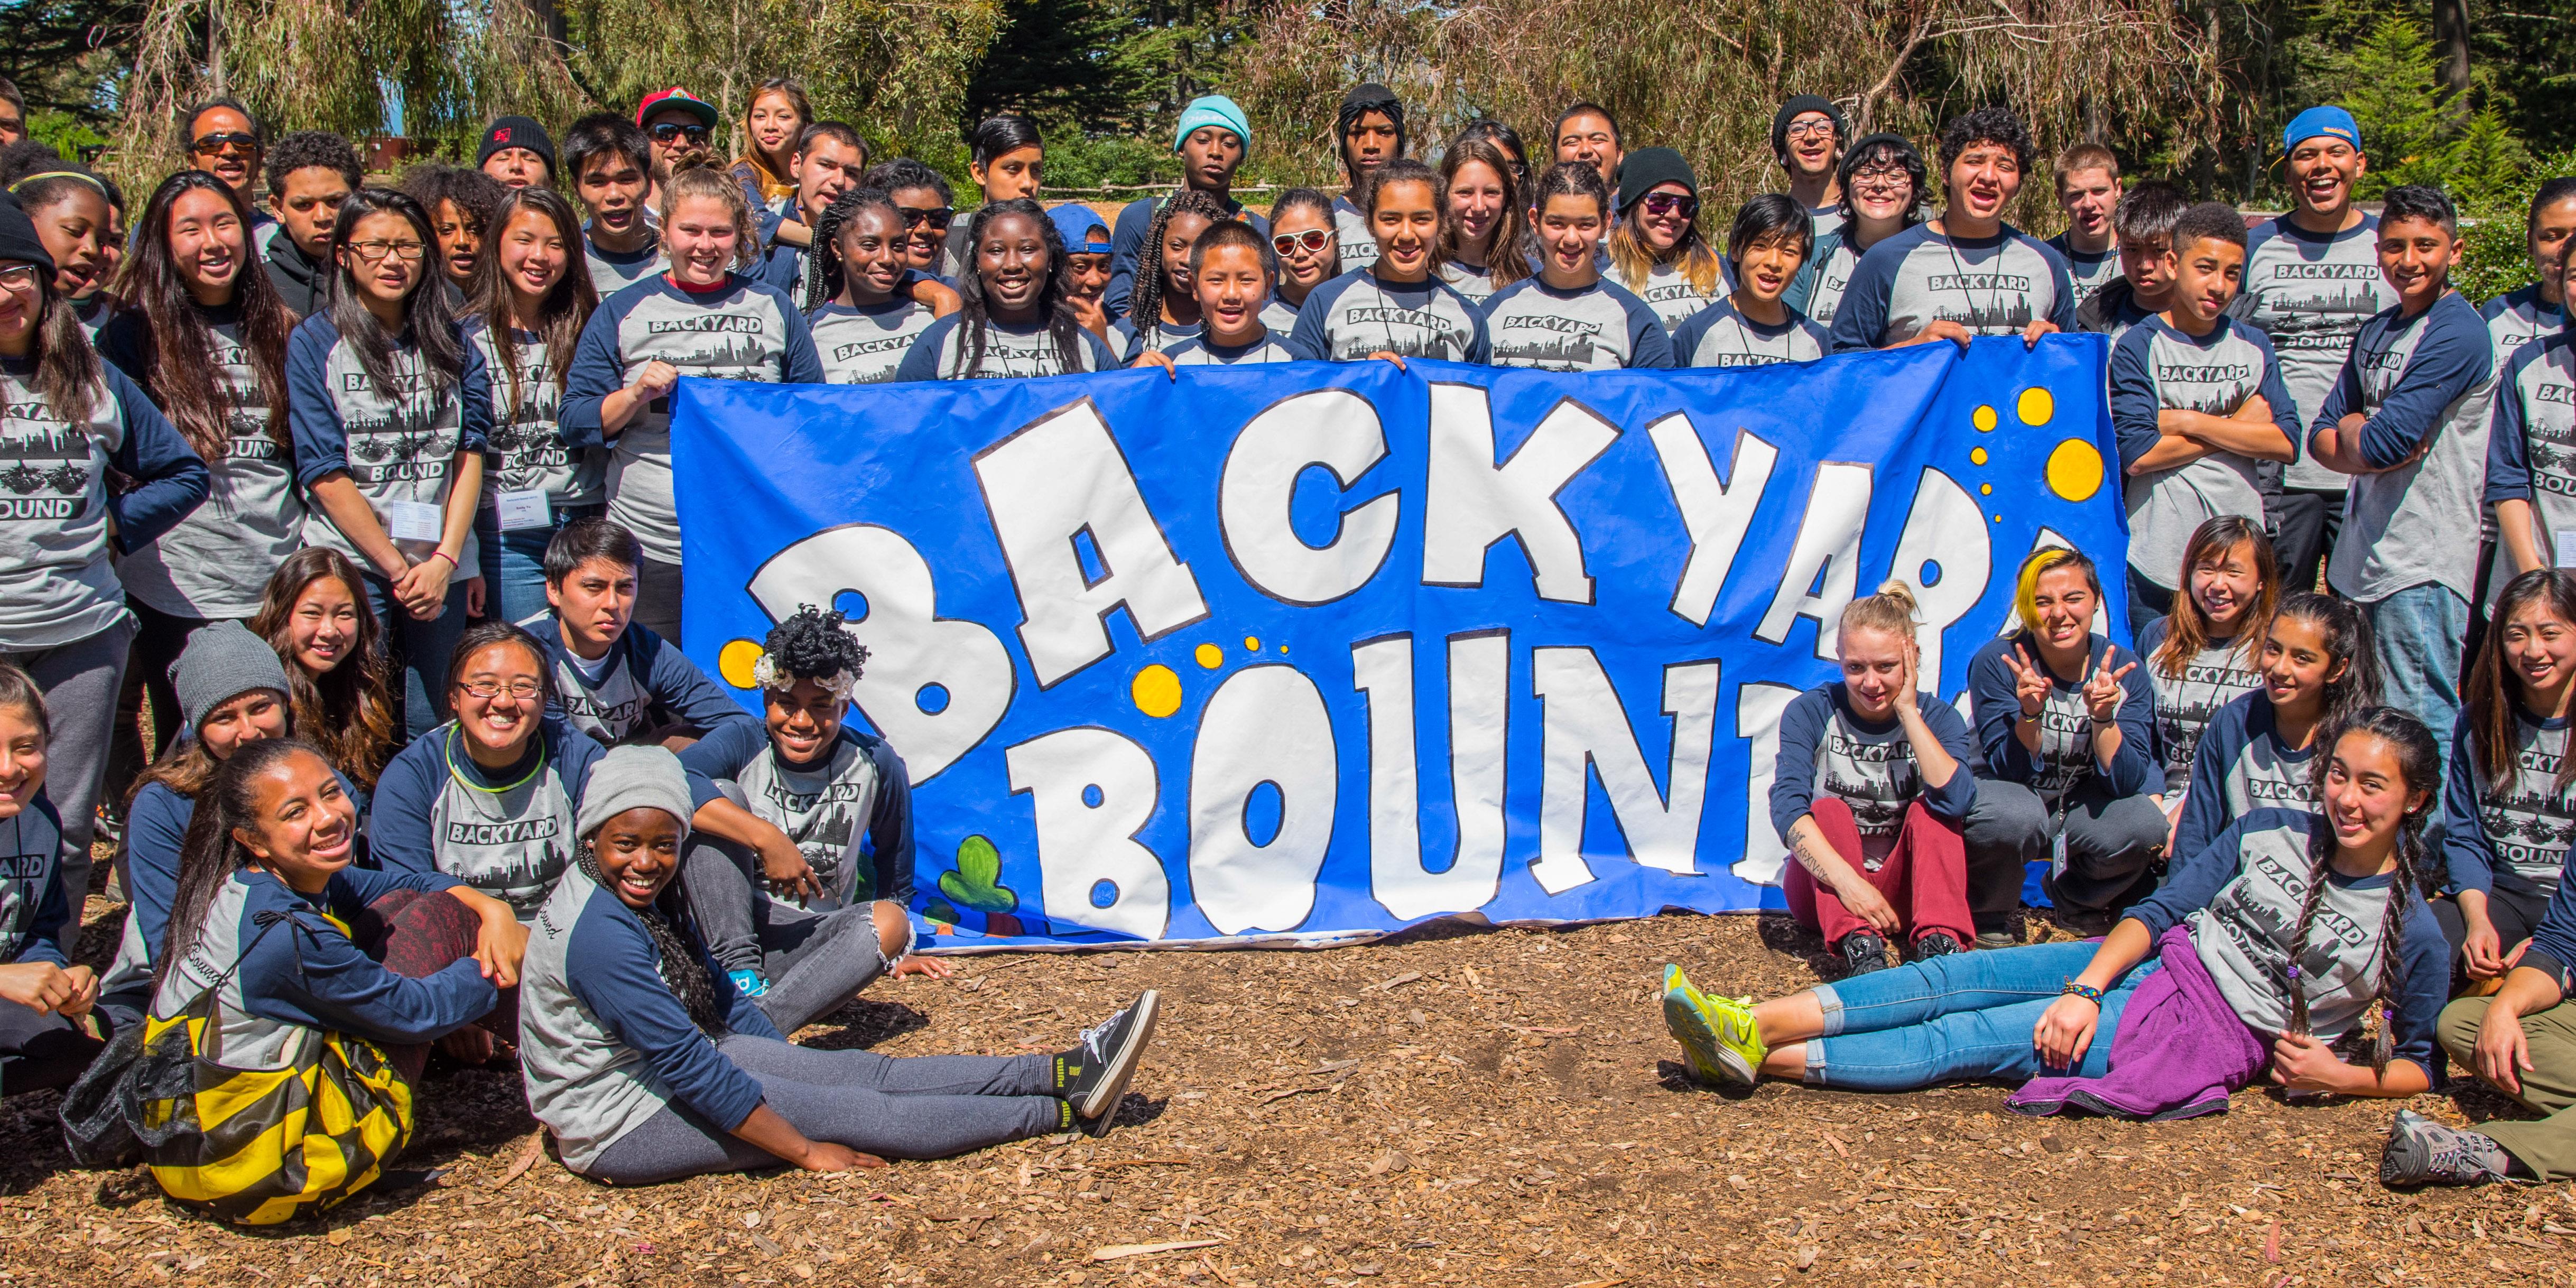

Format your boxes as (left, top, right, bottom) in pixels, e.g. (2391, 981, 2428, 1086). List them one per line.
(1662, 962, 1766, 1088)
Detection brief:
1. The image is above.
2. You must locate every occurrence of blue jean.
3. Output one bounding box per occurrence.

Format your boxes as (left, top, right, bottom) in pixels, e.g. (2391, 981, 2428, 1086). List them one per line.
(2362, 582, 2467, 770)
(1806, 940, 2158, 1090)
(475, 503, 603, 627)
(361, 572, 469, 740)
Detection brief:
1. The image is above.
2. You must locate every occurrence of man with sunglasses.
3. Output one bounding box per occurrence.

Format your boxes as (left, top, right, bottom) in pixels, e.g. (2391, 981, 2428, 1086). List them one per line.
(563, 113, 664, 293)
(635, 87, 720, 210)
(181, 97, 282, 255)
(1771, 95, 1848, 242)
(861, 159, 959, 282)
(260, 131, 361, 318)
(1106, 96, 1268, 321)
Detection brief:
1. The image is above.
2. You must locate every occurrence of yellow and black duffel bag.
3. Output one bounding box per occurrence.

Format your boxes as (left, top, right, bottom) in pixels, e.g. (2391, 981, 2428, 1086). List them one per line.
(124, 912, 415, 1225)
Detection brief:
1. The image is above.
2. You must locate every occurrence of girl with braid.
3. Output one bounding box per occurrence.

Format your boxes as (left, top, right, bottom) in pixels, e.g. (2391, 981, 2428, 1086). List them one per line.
(1661, 707, 2449, 1120)
(519, 744, 1164, 1183)
(801, 188, 953, 385)
(1113, 187, 1226, 360)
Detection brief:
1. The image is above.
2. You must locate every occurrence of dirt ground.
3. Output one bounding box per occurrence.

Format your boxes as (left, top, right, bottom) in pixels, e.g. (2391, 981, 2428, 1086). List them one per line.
(6, 887, 2574, 1288)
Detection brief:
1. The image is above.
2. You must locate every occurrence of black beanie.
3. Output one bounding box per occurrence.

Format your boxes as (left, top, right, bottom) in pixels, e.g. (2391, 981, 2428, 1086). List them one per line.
(477, 115, 557, 174)
(1771, 95, 1849, 160)
(1337, 82, 1407, 161)
(0, 194, 53, 276)
(1616, 146, 1698, 213)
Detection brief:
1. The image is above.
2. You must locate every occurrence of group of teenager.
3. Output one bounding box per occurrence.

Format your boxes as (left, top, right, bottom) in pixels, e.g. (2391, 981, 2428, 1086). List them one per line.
(0, 67, 2570, 1214)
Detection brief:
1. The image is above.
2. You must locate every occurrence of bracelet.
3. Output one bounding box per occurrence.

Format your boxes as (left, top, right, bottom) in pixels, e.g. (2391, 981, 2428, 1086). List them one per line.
(2060, 982, 2104, 1003)
(428, 550, 456, 569)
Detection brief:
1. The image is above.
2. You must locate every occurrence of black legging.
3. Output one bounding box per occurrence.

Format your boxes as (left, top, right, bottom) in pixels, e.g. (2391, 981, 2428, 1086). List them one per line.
(0, 995, 107, 1097)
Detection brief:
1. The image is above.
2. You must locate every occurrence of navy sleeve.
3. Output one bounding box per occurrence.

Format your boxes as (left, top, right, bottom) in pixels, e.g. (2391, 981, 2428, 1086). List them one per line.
(892, 316, 956, 383)
(101, 365, 210, 552)
(285, 317, 349, 488)
(1459, 290, 1490, 365)
(1080, 327, 1122, 373)
(95, 312, 149, 385)
(330, 861, 466, 907)
(1625, 293, 1674, 369)
(1766, 687, 1830, 838)
(453, 324, 490, 452)
(243, 906, 495, 1045)
(2107, 325, 2164, 471)
(123, 785, 193, 968)
(1284, 279, 1338, 362)
(675, 716, 766, 782)
(2171, 697, 2253, 864)
(2251, 331, 2302, 463)
(2355, 303, 2495, 469)
(2439, 719, 2498, 896)
(565, 904, 770, 1129)
(1917, 699, 1977, 820)
(559, 719, 719, 815)
(1795, 316, 1831, 357)
(2102, 643, 2158, 796)
(2523, 877, 2576, 997)
(366, 739, 444, 879)
(863, 737, 915, 906)
(710, 935, 784, 1040)
(2128, 811, 2274, 935)
(2389, 895, 2453, 1072)
(1105, 197, 1154, 322)
(559, 294, 629, 447)
(1828, 240, 1899, 353)
(1966, 638, 2040, 782)
(641, 629, 757, 734)
(1782, 234, 1832, 314)
(2485, 346, 2541, 504)
(776, 299, 824, 384)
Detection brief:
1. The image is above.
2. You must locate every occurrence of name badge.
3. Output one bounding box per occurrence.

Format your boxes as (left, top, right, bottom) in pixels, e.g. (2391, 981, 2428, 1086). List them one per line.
(383, 499, 443, 544)
(2555, 529, 2576, 569)
(497, 489, 553, 532)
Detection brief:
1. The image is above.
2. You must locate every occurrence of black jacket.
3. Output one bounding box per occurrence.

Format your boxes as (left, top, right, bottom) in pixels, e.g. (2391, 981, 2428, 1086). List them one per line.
(265, 237, 331, 319)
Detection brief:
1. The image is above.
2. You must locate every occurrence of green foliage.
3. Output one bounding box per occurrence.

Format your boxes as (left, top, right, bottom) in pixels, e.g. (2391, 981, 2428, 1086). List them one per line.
(2312, 18, 2455, 194)
(1040, 133, 1180, 190)
(25, 111, 108, 163)
(2454, 147, 2576, 304)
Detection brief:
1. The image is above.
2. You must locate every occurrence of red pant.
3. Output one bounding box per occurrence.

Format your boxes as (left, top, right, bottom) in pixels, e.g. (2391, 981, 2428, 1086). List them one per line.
(1783, 798, 1972, 945)
(350, 888, 490, 1082)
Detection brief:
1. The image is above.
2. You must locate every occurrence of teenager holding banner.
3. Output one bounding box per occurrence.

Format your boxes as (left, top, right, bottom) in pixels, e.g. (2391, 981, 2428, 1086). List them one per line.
(1784, 133, 1924, 328)
(1670, 196, 1829, 368)
(1106, 96, 1265, 320)
(464, 186, 602, 626)
(1113, 188, 1223, 359)
(1286, 160, 1488, 365)
(1479, 163, 1668, 371)
(1607, 148, 1730, 332)
(807, 188, 957, 384)
(1152, 223, 1296, 365)
(1828, 105, 2073, 353)
(1962, 548, 2165, 938)
(563, 163, 822, 644)
(1437, 136, 1529, 309)
(894, 198, 1120, 380)
(1770, 581, 1975, 976)
(1330, 84, 1406, 275)
(286, 187, 488, 741)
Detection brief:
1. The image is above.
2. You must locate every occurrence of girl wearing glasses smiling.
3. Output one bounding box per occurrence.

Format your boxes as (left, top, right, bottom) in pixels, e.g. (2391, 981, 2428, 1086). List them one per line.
(1786, 132, 1927, 328)
(285, 187, 488, 743)
(1263, 188, 1337, 340)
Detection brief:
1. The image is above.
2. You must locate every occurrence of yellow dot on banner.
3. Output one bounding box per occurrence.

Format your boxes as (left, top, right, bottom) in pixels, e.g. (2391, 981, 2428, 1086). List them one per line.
(1278, 644, 1289, 654)
(1244, 636, 1261, 651)
(1193, 643, 1224, 670)
(1132, 664, 1184, 718)
(1980, 483, 1993, 495)
(2045, 438, 2106, 502)
(1970, 447, 1989, 466)
(718, 640, 764, 690)
(2018, 386, 2055, 426)
(1993, 514, 2004, 523)
(1972, 405, 1998, 432)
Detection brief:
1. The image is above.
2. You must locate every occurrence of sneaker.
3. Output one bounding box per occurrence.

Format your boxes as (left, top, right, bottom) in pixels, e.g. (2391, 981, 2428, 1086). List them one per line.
(727, 969, 771, 999)
(1062, 990, 1161, 1132)
(1838, 932, 1890, 976)
(1975, 931, 2018, 950)
(1661, 963, 1766, 1088)
(1912, 932, 1963, 959)
(2380, 1109, 2510, 1187)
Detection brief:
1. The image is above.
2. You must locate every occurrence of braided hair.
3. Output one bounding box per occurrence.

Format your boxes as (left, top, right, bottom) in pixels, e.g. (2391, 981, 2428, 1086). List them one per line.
(754, 603, 869, 698)
(799, 186, 902, 312)
(2284, 706, 2439, 1074)
(1127, 188, 1229, 354)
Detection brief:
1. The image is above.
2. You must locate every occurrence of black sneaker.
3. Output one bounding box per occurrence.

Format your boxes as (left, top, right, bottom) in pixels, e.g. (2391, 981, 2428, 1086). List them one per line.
(1837, 932, 1890, 976)
(1912, 932, 1963, 959)
(1060, 990, 1161, 1133)
(2380, 1109, 2509, 1187)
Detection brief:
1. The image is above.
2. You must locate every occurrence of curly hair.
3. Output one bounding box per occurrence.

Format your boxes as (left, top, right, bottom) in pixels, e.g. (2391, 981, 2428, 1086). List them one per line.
(1938, 105, 2034, 175)
(755, 604, 869, 696)
(262, 130, 360, 198)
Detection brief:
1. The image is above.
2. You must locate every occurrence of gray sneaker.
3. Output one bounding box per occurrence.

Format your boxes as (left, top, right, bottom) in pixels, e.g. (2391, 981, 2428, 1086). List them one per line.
(1975, 931, 2018, 950)
(1063, 991, 1161, 1133)
(2380, 1109, 2510, 1187)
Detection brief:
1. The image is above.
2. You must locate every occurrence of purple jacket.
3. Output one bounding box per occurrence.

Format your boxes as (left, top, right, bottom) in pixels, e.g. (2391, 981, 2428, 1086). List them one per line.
(2006, 924, 2270, 1120)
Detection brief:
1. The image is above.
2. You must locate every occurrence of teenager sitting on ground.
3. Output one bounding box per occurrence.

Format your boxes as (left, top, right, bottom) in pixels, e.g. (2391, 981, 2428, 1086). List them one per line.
(0, 666, 105, 1099)
(1767, 582, 1975, 976)
(520, 745, 1163, 1184)
(2433, 570, 2576, 994)
(2168, 590, 2379, 866)
(526, 517, 755, 748)
(679, 606, 947, 1030)
(1666, 709, 2449, 1122)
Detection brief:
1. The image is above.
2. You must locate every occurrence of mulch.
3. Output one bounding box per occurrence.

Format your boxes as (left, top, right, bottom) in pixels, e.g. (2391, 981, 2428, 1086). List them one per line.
(4, 883, 2569, 1287)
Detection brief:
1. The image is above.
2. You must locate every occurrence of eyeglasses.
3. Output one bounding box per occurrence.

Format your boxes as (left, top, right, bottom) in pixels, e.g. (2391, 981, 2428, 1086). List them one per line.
(0, 264, 39, 290)
(458, 678, 543, 700)
(1273, 229, 1332, 254)
(896, 205, 956, 230)
(648, 122, 711, 144)
(1849, 167, 1912, 194)
(1785, 121, 1838, 140)
(1638, 193, 1699, 219)
(346, 240, 428, 263)
(191, 132, 260, 155)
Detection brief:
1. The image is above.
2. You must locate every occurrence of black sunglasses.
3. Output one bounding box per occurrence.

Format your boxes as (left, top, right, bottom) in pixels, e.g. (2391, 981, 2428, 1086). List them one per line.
(648, 122, 711, 144)
(898, 206, 957, 230)
(191, 133, 259, 155)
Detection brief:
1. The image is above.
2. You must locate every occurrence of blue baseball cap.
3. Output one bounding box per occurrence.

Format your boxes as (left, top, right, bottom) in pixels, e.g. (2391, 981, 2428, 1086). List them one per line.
(2282, 106, 2361, 154)
(1048, 203, 1113, 254)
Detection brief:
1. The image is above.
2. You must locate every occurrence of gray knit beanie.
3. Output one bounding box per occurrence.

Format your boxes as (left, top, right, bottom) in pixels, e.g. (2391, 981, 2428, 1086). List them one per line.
(171, 621, 292, 729)
(576, 745, 696, 840)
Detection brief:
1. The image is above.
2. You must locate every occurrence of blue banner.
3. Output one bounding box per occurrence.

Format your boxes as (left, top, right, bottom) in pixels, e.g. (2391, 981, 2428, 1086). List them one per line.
(671, 337, 2123, 949)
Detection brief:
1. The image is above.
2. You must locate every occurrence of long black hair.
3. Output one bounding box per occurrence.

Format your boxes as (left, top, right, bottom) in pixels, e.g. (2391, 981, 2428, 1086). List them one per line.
(1128, 188, 1229, 351)
(465, 185, 597, 425)
(2288, 706, 2439, 1074)
(950, 197, 1083, 377)
(800, 185, 902, 312)
(2267, 591, 2380, 739)
(120, 170, 297, 462)
(325, 187, 465, 399)
(0, 223, 101, 429)
(155, 738, 337, 993)
(2465, 569, 2576, 795)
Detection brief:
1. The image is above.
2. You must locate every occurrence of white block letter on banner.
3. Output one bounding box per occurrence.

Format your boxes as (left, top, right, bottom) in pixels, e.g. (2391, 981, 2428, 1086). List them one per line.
(1647, 414, 1779, 627)
(1732, 681, 1803, 887)
(1350, 631, 1508, 921)
(1757, 461, 1875, 659)
(1005, 727, 1171, 941)
(1422, 385, 1617, 603)
(1530, 650, 1721, 895)
(974, 400, 1208, 687)
(1218, 388, 1400, 605)
(746, 524, 1013, 784)
(1884, 467, 1991, 683)
(1188, 665, 1338, 935)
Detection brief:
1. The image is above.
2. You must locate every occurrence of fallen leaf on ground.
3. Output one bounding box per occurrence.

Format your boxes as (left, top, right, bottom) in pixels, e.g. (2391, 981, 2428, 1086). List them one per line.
(1090, 1237, 1228, 1262)
(492, 1134, 543, 1189)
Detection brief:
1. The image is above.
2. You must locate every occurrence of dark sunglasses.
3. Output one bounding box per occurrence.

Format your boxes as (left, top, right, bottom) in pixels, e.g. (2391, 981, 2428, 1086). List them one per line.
(647, 122, 711, 144)
(191, 133, 259, 155)
(897, 206, 956, 230)
(1273, 229, 1331, 254)
(1638, 192, 1699, 219)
